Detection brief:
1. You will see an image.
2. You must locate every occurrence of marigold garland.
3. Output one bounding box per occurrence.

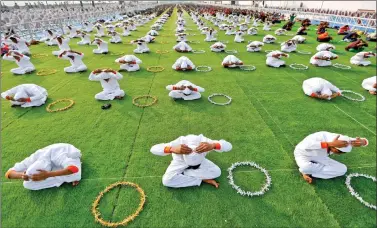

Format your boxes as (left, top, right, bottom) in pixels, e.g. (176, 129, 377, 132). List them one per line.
(46, 99, 75, 113)
(31, 53, 49, 58)
(91, 181, 146, 227)
(132, 95, 158, 108)
(345, 173, 376, 210)
(37, 69, 57, 76)
(146, 66, 165, 72)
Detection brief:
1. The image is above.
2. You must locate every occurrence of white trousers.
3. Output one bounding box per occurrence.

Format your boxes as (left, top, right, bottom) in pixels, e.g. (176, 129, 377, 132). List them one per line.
(295, 154, 347, 179)
(120, 64, 140, 72)
(247, 47, 261, 52)
(162, 159, 221, 188)
(266, 57, 285, 67)
(11, 66, 35, 75)
(310, 58, 331, 66)
(211, 48, 225, 52)
(23, 159, 81, 190)
(11, 96, 47, 108)
(110, 37, 122, 43)
(168, 91, 201, 100)
(281, 46, 296, 53)
(122, 32, 131, 36)
(248, 32, 257, 35)
(77, 40, 90, 45)
(133, 48, 150, 53)
(93, 49, 108, 54)
(204, 37, 217, 42)
(64, 64, 87, 73)
(234, 37, 244, 43)
(225, 31, 235, 35)
(350, 59, 371, 66)
(95, 89, 125, 100)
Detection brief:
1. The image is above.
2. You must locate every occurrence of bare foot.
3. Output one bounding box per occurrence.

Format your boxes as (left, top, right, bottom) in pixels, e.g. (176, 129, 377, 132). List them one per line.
(369, 91, 376, 95)
(203, 179, 219, 188)
(72, 181, 80, 187)
(302, 173, 313, 184)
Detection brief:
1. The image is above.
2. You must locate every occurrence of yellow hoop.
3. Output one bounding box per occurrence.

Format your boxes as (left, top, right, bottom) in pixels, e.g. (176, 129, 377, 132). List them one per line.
(92, 181, 146, 227)
(146, 66, 165, 73)
(31, 53, 49, 58)
(46, 99, 75, 113)
(37, 69, 57, 76)
(132, 95, 158, 108)
(156, 50, 169, 54)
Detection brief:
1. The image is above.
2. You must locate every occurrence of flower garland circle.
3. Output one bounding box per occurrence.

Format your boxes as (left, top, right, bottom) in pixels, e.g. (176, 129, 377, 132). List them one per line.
(332, 63, 352, 70)
(345, 173, 376, 210)
(146, 66, 165, 73)
(31, 53, 49, 58)
(195, 66, 212, 72)
(92, 181, 146, 227)
(297, 50, 312, 55)
(133, 95, 157, 108)
(156, 50, 170, 54)
(228, 161, 272, 197)
(239, 65, 256, 71)
(225, 49, 238, 54)
(192, 49, 205, 54)
(341, 90, 365, 102)
(46, 99, 75, 113)
(289, 63, 308, 70)
(37, 69, 57, 76)
(208, 93, 232, 106)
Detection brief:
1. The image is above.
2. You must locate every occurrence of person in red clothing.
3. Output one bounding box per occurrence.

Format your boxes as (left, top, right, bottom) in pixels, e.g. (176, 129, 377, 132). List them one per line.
(345, 39, 369, 51)
(5, 144, 82, 190)
(337, 25, 350, 35)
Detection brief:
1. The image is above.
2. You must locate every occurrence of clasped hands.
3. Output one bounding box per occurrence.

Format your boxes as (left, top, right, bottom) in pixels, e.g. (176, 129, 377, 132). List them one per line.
(329, 135, 366, 148)
(6, 96, 28, 102)
(170, 142, 217, 154)
(21, 170, 50, 181)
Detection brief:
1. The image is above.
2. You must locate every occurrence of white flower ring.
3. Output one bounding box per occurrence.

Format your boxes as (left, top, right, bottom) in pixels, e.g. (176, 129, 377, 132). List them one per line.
(341, 90, 365, 102)
(345, 173, 376, 210)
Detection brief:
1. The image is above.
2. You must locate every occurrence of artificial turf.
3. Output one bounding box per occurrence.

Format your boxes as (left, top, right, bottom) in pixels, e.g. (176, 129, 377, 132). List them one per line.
(1, 7, 376, 228)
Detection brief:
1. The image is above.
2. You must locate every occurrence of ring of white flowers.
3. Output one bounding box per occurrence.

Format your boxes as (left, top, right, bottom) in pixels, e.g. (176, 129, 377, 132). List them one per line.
(297, 50, 312, 55)
(341, 90, 365, 102)
(189, 40, 200, 44)
(345, 173, 376, 210)
(208, 93, 232, 106)
(227, 161, 272, 197)
(192, 49, 205, 54)
(289, 63, 308, 70)
(264, 50, 274, 53)
(239, 65, 256, 71)
(225, 50, 238, 54)
(195, 66, 212, 72)
(332, 63, 352, 70)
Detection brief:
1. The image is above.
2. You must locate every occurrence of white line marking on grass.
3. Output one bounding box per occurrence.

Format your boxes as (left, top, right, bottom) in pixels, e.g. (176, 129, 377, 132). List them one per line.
(332, 104, 376, 136)
(2, 165, 375, 184)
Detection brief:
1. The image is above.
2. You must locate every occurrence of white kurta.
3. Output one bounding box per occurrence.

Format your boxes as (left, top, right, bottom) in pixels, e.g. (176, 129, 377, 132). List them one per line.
(316, 43, 335, 52)
(122, 26, 131, 36)
(275, 29, 286, 36)
(115, 55, 142, 72)
(263, 23, 271, 31)
(95, 26, 105, 37)
(173, 41, 192, 52)
(281, 41, 297, 52)
(1, 84, 48, 107)
(247, 27, 258, 35)
(166, 80, 204, 100)
(52, 38, 71, 56)
(263, 35, 276, 43)
(109, 34, 122, 43)
(133, 42, 150, 53)
(150, 134, 232, 188)
(59, 52, 87, 73)
(350, 52, 373, 66)
(362, 76, 376, 92)
(2, 53, 35, 75)
(222, 55, 243, 68)
(292, 35, 306, 43)
(204, 31, 217, 42)
(210, 42, 226, 52)
(12, 38, 30, 55)
(266, 51, 286, 67)
(310, 51, 338, 67)
(234, 31, 245, 43)
(172, 57, 195, 71)
(294, 132, 353, 179)
(77, 34, 91, 45)
(89, 71, 125, 100)
(93, 41, 109, 54)
(7, 143, 81, 190)
(302, 77, 340, 99)
(247, 41, 264, 52)
(225, 27, 235, 35)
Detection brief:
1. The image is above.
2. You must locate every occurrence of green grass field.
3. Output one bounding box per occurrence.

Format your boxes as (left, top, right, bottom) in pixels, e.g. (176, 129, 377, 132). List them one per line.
(1, 8, 376, 228)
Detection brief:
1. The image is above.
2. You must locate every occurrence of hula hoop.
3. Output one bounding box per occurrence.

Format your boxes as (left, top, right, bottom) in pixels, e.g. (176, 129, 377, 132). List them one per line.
(332, 63, 352, 70)
(239, 65, 256, 71)
(109, 51, 126, 56)
(132, 95, 158, 108)
(156, 50, 170, 54)
(208, 93, 232, 106)
(345, 173, 376, 210)
(195, 66, 212, 72)
(192, 50, 205, 54)
(289, 63, 308, 70)
(225, 50, 238, 54)
(31, 53, 49, 58)
(46, 99, 75, 113)
(227, 161, 272, 197)
(341, 90, 365, 102)
(146, 66, 165, 72)
(92, 181, 146, 227)
(37, 69, 57, 76)
(297, 50, 312, 55)
(264, 50, 274, 53)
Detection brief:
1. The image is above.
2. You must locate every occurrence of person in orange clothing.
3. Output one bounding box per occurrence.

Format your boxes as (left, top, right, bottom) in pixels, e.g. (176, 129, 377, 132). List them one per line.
(5, 144, 82, 190)
(317, 32, 332, 42)
(337, 25, 350, 35)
